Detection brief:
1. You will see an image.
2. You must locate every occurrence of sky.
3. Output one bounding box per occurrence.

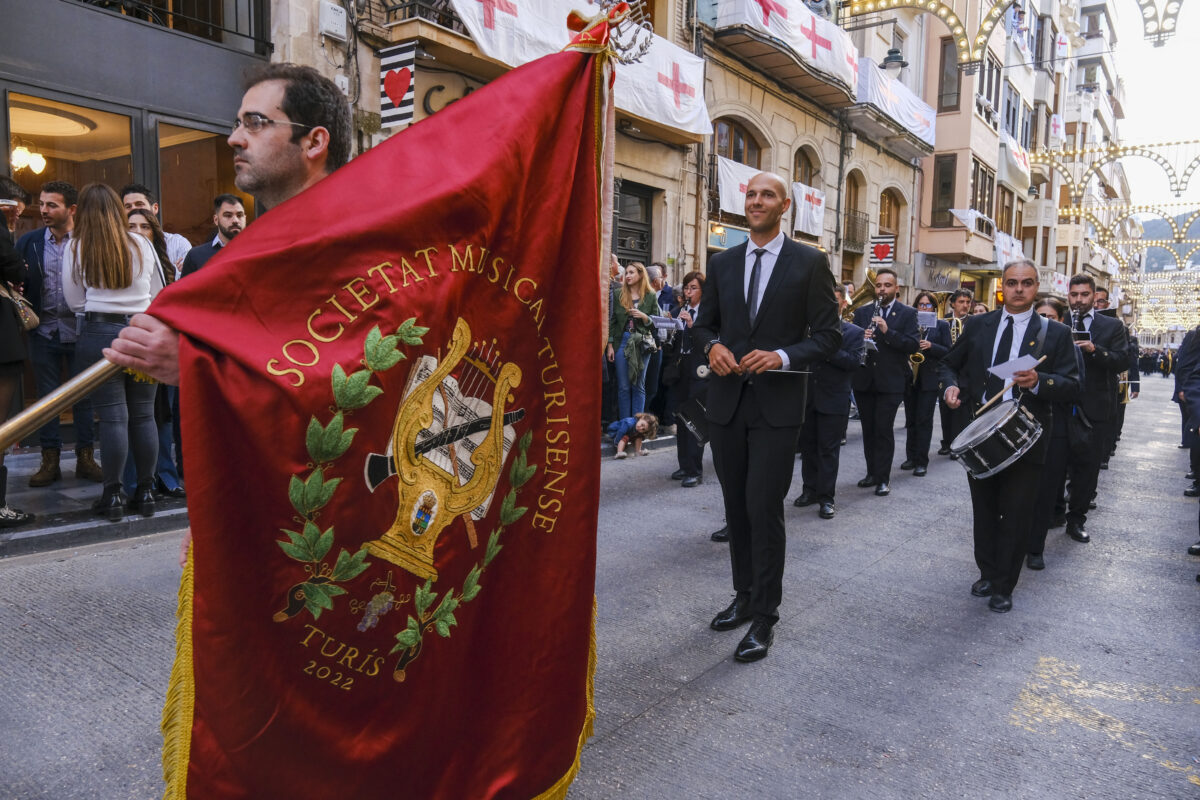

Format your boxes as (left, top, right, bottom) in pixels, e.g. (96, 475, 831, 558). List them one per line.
(1110, 6, 1200, 206)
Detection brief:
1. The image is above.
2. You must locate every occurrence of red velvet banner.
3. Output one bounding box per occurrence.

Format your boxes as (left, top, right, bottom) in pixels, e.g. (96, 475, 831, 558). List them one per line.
(150, 49, 604, 799)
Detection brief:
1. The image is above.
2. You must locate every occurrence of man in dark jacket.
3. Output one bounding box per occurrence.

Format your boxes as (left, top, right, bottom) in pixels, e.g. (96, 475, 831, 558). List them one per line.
(15, 180, 102, 486)
(851, 267, 919, 496)
(793, 289, 864, 520)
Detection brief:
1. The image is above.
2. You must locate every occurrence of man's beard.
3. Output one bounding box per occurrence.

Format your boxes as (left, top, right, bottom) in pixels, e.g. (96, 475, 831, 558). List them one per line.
(219, 225, 242, 240)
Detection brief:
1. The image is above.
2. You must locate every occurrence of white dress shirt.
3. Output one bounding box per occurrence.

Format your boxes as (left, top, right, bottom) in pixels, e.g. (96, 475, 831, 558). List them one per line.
(742, 231, 791, 369)
(990, 307, 1036, 401)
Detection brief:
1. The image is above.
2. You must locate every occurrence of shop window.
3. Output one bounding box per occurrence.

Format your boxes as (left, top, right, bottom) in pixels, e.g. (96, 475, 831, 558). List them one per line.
(7, 93, 132, 239)
(794, 147, 817, 186)
(158, 121, 253, 246)
(713, 118, 761, 168)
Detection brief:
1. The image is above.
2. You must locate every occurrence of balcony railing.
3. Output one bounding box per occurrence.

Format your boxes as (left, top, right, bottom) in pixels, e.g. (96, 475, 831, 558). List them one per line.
(381, 0, 468, 34)
(76, 0, 270, 54)
(843, 210, 868, 254)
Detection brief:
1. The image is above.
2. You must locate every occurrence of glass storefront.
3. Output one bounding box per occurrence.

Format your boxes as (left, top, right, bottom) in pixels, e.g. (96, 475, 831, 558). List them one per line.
(158, 122, 254, 244)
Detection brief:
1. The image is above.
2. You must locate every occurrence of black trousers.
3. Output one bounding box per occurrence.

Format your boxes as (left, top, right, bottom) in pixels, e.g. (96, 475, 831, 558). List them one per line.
(939, 396, 969, 449)
(670, 374, 706, 477)
(1029, 433, 1069, 556)
(903, 386, 938, 467)
(968, 453, 1042, 595)
(709, 383, 798, 623)
(798, 407, 848, 502)
(1066, 419, 1112, 525)
(856, 390, 903, 481)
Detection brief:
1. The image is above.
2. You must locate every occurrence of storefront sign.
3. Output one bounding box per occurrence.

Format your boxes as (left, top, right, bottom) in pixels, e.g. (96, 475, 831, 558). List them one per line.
(914, 254, 961, 291)
(708, 222, 750, 251)
(869, 234, 896, 267)
(380, 41, 416, 130)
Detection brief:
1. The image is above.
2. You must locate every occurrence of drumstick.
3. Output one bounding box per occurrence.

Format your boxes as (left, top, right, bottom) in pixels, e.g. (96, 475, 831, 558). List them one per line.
(973, 355, 1047, 418)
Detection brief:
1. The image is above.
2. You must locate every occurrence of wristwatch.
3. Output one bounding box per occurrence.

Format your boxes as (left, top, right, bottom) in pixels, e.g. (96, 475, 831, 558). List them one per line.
(703, 339, 719, 357)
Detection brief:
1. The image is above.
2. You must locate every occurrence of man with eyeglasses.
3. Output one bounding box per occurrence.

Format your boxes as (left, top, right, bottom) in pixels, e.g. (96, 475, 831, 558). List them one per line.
(105, 63, 351, 386)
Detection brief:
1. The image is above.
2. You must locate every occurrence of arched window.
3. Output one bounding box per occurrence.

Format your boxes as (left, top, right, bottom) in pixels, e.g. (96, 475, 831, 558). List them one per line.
(714, 118, 761, 168)
(794, 147, 817, 186)
(879, 189, 903, 234)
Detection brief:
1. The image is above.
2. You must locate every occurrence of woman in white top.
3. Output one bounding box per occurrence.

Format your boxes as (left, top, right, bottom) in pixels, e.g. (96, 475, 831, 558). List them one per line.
(63, 183, 165, 521)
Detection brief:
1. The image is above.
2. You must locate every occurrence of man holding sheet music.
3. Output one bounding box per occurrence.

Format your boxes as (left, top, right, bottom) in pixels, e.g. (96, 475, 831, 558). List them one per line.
(939, 259, 1079, 613)
(693, 172, 840, 662)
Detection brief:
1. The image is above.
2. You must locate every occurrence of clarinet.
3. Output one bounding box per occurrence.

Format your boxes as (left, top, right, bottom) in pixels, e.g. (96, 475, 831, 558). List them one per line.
(860, 300, 881, 365)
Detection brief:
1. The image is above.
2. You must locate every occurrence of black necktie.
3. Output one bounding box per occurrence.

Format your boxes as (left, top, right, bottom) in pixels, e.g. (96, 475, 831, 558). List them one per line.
(985, 316, 1014, 401)
(747, 248, 765, 324)
(1075, 312, 1086, 332)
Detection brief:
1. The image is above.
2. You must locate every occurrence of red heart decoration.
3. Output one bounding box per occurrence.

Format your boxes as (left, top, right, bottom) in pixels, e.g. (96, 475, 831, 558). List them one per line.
(872, 243, 891, 261)
(384, 67, 411, 108)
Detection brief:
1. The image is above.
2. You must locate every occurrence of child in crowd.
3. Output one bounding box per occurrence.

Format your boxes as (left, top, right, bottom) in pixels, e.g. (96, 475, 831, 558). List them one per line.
(608, 413, 658, 459)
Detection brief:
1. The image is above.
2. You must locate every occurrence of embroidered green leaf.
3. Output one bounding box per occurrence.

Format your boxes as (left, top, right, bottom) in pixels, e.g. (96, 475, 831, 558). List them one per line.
(295, 468, 341, 514)
(391, 617, 421, 653)
(460, 564, 482, 603)
(306, 412, 356, 463)
(414, 579, 437, 618)
(277, 532, 313, 563)
(518, 430, 533, 452)
(331, 547, 370, 582)
(301, 581, 345, 618)
(312, 524, 334, 562)
(433, 592, 459, 621)
(499, 491, 527, 526)
(330, 363, 349, 402)
(484, 529, 502, 567)
(363, 325, 403, 372)
(396, 317, 429, 346)
(434, 619, 452, 637)
(508, 448, 537, 489)
(335, 368, 384, 410)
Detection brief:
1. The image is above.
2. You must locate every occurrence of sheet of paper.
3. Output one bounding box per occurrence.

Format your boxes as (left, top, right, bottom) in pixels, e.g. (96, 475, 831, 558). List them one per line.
(987, 354, 1040, 382)
(650, 314, 684, 331)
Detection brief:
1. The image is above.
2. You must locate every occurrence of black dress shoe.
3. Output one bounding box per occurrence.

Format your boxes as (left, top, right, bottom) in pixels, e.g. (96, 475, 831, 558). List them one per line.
(1099, 461, 1109, 470)
(874, 482, 890, 496)
(1026, 553, 1045, 570)
(670, 469, 688, 481)
(818, 502, 835, 519)
(949, 453, 960, 460)
(937, 446, 951, 456)
(1187, 542, 1200, 556)
(988, 594, 1013, 613)
(681, 475, 702, 488)
(900, 460, 915, 470)
(1186, 471, 1195, 481)
(135, 483, 156, 518)
(857, 475, 879, 488)
(155, 479, 186, 498)
(971, 579, 992, 597)
(1185, 484, 1200, 498)
(1088, 500, 1096, 510)
(913, 465, 928, 477)
(734, 620, 774, 662)
(793, 492, 818, 508)
(710, 526, 730, 542)
(92, 484, 127, 523)
(710, 597, 752, 631)
(1066, 521, 1090, 543)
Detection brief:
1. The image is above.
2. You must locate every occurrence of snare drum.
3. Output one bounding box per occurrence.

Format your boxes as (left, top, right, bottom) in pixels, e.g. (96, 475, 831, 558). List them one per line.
(950, 400, 1043, 479)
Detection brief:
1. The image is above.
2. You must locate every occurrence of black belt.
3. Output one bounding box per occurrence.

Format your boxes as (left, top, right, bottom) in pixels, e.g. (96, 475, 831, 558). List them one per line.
(84, 312, 131, 325)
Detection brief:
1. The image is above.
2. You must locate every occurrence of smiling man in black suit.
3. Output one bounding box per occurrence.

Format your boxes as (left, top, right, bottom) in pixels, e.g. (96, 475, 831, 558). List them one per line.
(939, 259, 1080, 613)
(693, 172, 841, 662)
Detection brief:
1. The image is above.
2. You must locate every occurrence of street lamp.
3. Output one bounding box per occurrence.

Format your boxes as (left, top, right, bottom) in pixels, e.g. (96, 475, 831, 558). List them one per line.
(880, 48, 908, 79)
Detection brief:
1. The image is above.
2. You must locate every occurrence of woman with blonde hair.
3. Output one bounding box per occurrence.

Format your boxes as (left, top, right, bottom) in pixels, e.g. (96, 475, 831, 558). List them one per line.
(606, 261, 659, 417)
(64, 184, 166, 520)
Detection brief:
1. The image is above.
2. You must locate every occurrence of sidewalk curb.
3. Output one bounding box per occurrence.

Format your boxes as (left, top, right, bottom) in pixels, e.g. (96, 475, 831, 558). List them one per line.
(0, 502, 189, 558)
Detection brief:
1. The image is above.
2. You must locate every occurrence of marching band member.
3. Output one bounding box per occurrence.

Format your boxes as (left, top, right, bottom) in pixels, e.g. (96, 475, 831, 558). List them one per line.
(939, 259, 1079, 613)
(938, 289, 974, 458)
(901, 291, 950, 477)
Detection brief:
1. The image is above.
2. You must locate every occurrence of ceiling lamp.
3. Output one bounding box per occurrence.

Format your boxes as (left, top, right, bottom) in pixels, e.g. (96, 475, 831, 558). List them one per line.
(10, 138, 46, 175)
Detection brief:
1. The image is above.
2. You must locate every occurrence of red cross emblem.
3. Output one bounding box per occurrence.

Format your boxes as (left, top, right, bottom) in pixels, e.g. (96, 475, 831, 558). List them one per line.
(804, 192, 820, 206)
(751, 0, 787, 26)
(846, 52, 859, 84)
(799, 17, 831, 59)
(739, 182, 747, 193)
(657, 63, 696, 109)
(475, 0, 517, 29)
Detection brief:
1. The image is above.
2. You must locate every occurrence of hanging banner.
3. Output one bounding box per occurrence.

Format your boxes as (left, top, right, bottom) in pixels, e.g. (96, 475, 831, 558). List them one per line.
(448, 0, 711, 135)
(150, 48, 606, 799)
(995, 229, 1025, 266)
(379, 41, 417, 130)
(717, 155, 763, 215)
(715, 0, 859, 93)
(855, 58, 936, 147)
(1049, 113, 1064, 148)
(791, 181, 825, 236)
(1000, 131, 1031, 185)
(869, 234, 896, 267)
(1054, 32, 1070, 72)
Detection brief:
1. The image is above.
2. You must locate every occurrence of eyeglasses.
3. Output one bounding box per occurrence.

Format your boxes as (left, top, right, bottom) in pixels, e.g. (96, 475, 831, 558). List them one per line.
(231, 113, 313, 135)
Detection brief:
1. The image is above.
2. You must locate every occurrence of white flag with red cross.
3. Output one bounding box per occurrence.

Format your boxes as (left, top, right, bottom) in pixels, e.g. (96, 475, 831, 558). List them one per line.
(791, 181, 825, 237)
(717, 156, 763, 216)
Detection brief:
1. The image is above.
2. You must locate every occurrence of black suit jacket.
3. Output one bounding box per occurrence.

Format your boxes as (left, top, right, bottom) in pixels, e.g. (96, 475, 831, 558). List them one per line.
(851, 301, 919, 393)
(693, 238, 841, 427)
(937, 310, 1080, 464)
(1076, 312, 1128, 423)
(807, 321, 863, 415)
(914, 318, 951, 392)
(180, 241, 222, 278)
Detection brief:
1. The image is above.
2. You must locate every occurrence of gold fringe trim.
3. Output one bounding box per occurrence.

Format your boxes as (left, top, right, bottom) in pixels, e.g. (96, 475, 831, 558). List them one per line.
(160, 548, 196, 799)
(123, 367, 157, 384)
(532, 597, 597, 800)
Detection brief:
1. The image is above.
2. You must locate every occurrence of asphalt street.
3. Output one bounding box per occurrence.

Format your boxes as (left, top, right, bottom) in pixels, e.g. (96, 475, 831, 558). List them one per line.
(0, 375, 1197, 799)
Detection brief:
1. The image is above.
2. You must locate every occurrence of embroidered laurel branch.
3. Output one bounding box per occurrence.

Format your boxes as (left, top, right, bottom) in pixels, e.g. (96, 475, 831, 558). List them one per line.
(388, 431, 536, 678)
(274, 318, 429, 622)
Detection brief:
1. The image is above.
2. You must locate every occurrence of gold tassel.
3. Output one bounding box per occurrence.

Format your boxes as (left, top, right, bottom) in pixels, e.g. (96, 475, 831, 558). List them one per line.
(532, 596, 598, 800)
(160, 547, 196, 799)
(123, 367, 157, 384)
